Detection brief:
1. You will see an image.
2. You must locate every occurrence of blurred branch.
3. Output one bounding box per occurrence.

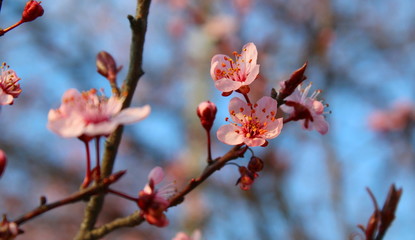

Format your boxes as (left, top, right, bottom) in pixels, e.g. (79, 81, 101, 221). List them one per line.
(74, 0, 152, 239)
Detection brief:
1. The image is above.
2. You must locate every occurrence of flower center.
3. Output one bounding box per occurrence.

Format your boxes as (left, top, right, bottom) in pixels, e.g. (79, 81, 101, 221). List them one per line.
(214, 50, 252, 82)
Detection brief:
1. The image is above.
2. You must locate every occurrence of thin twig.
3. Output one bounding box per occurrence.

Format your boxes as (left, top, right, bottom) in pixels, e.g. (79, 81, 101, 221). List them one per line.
(13, 171, 125, 225)
(89, 145, 246, 236)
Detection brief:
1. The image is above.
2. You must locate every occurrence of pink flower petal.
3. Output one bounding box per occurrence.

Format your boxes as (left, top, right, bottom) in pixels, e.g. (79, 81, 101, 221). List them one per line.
(214, 78, 242, 93)
(228, 97, 250, 124)
(241, 42, 258, 66)
(148, 166, 164, 184)
(263, 118, 283, 139)
(113, 105, 151, 125)
(0, 89, 13, 105)
(47, 111, 85, 137)
(217, 124, 245, 145)
(254, 96, 277, 123)
(244, 137, 266, 147)
(244, 64, 260, 86)
(311, 115, 329, 135)
(84, 121, 118, 137)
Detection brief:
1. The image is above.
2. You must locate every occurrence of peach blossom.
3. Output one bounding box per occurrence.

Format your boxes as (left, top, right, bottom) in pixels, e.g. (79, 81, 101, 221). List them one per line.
(210, 42, 259, 93)
(48, 88, 150, 138)
(217, 96, 283, 147)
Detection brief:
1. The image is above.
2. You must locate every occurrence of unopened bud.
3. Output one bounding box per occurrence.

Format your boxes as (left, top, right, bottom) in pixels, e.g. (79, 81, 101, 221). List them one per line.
(21, 1, 44, 23)
(248, 156, 264, 172)
(197, 101, 217, 131)
(96, 51, 122, 84)
(0, 150, 6, 178)
(236, 166, 258, 190)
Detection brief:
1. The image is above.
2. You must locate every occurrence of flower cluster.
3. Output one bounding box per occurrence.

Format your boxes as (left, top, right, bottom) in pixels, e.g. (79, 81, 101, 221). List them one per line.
(201, 42, 329, 192)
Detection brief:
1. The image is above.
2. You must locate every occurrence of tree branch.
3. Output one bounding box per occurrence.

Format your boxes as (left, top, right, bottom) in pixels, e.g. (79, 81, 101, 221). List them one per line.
(74, 0, 152, 239)
(13, 171, 125, 226)
(88, 145, 246, 235)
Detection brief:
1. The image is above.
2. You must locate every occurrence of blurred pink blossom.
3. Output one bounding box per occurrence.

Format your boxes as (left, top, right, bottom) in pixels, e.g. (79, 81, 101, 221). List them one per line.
(203, 15, 237, 40)
(172, 230, 202, 240)
(47, 88, 150, 139)
(281, 83, 329, 134)
(210, 42, 259, 93)
(217, 96, 283, 147)
(137, 167, 176, 227)
(369, 101, 414, 132)
(0, 63, 21, 105)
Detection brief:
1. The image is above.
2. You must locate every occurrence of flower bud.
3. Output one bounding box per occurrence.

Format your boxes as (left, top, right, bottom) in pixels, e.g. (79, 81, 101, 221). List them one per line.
(248, 156, 264, 172)
(21, 1, 44, 23)
(0, 150, 6, 178)
(236, 166, 258, 190)
(96, 51, 122, 84)
(197, 101, 217, 131)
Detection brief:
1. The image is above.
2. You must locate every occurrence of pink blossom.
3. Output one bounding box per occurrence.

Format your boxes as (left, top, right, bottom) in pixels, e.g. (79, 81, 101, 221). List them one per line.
(217, 96, 283, 147)
(210, 42, 259, 93)
(369, 101, 414, 132)
(0, 63, 22, 105)
(281, 83, 329, 134)
(137, 167, 176, 227)
(47, 88, 150, 139)
(172, 230, 202, 240)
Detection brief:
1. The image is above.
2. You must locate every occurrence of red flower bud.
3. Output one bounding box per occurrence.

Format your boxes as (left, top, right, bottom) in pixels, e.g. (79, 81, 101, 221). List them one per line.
(236, 166, 258, 190)
(197, 101, 217, 131)
(21, 1, 44, 23)
(248, 156, 264, 172)
(0, 150, 6, 178)
(96, 51, 122, 84)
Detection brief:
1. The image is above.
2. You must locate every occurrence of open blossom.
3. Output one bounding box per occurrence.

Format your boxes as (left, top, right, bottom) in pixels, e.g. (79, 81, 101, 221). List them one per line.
(137, 167, 176, 227)
(281, 83, 329, 135)
(172, 230, 202, 240)
(210, 42, 259, 93)
(0, 63, 22, 105)
(47, 88, 150, 139)
(217, 96, 283, 147)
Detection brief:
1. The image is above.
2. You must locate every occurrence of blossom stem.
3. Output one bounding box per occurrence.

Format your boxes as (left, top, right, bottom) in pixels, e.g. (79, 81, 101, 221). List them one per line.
(95, 137, 101, 181)
(242, 93, 251, 104)
(82, 140, 92, 188)
(283, 116, 295, 124)
(107, 188, 138, 202)
(13, 171, 126, 225)
(0, 20, 24, 36)
(206, 130, 213, 164)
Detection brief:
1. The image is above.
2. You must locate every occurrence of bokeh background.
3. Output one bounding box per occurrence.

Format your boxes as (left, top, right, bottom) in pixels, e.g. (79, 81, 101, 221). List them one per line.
(1, 0, 415, 239)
